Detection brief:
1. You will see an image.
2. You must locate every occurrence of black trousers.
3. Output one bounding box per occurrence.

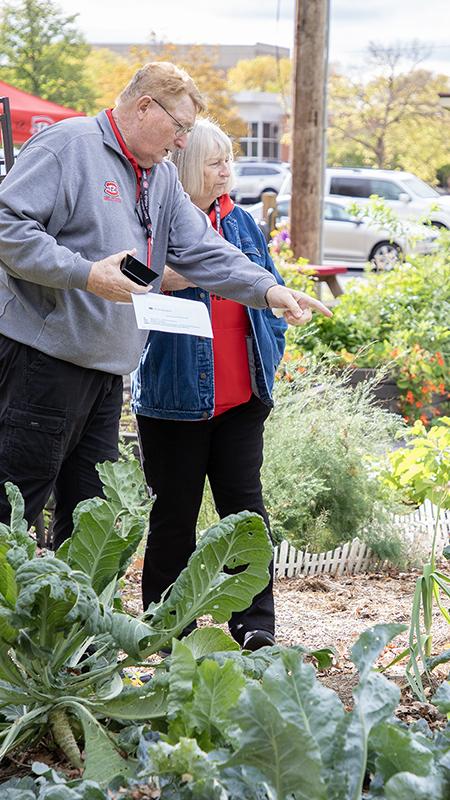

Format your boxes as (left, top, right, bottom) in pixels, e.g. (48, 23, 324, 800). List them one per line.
(0, 334, 122, 550)
(137, 394, 275, 637)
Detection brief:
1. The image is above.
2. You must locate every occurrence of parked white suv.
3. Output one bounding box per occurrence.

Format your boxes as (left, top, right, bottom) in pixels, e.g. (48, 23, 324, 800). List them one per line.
(279, 167, 450, 229)
(231, 160, 290, 204)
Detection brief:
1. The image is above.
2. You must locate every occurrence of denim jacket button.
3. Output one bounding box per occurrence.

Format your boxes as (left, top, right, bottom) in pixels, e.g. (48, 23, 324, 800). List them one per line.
(202, 411, 209, 419)
(200, 372, 207, 380)
(200, 292, 205, 299)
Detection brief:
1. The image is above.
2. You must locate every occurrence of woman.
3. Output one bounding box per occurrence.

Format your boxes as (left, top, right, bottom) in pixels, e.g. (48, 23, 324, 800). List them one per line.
(132, 118, 287, 650)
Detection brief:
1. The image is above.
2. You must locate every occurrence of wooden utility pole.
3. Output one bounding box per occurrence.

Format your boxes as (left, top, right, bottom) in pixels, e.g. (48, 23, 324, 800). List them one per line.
(290, 0, 330, 263)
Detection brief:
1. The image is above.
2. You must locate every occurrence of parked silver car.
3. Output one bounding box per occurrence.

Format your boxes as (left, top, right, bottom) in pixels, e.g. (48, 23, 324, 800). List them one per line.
(247, 195, 438, 268)
(231, 160, 290, 204)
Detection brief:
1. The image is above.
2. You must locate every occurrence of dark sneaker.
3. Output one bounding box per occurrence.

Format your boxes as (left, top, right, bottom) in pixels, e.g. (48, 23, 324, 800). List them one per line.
(242, 629, 276, 651)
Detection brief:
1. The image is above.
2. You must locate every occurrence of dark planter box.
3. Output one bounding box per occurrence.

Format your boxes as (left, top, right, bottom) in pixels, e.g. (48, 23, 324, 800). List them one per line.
(344, 368, 401, 414)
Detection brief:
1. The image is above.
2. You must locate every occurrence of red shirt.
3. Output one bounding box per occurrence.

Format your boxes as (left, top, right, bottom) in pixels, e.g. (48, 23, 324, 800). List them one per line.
(209, 195, 252, 416)
(106, 108, 142, 198)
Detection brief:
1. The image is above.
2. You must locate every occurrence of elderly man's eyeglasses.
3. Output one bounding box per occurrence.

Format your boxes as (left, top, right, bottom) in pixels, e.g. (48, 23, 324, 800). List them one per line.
(153, 98, 193, 136)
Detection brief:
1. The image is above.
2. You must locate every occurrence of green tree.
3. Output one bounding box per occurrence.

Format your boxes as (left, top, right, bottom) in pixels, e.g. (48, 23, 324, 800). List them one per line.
(83, 42, 246, 143)
(85, 48, 140, 113)
(327, 43, 450, 182)
(227, 54, 292, 113)
(155, 43, 246, 144)
(0, 0, 95, 112)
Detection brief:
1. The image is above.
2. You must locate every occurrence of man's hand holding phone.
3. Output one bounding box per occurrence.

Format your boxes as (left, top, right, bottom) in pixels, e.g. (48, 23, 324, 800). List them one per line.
(87, 249, 155, 303)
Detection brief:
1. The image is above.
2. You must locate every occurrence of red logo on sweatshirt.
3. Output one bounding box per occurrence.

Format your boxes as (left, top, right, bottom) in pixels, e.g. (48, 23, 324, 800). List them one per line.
(103, 180, 121, 202)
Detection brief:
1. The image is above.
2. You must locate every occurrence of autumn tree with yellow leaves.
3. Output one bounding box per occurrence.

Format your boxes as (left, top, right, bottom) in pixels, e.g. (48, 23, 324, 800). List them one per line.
(85, 42, 245, 144)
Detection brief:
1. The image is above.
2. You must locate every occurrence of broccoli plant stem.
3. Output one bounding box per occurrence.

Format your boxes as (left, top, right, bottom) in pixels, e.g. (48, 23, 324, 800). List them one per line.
(49, 706, 83, 769)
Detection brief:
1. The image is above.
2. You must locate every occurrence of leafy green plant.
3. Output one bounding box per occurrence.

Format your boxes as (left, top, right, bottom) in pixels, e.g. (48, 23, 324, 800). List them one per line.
(260, 359, 406, 559)
(0, 460, 272, 779)
(3, 624, 450, 799)
(381, 417, 450, 698)
(284, 246, 450, 425)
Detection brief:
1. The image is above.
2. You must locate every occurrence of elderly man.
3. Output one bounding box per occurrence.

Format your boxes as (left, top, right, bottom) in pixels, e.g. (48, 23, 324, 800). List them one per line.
(0, 61, 330, 547)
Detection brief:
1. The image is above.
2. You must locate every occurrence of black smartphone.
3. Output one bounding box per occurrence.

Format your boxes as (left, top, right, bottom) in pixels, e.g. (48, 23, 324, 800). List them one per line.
(120, 254, 159, 286)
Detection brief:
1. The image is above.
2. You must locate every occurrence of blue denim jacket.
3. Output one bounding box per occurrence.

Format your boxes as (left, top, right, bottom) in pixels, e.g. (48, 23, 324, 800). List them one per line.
(131, 204, 287, 421)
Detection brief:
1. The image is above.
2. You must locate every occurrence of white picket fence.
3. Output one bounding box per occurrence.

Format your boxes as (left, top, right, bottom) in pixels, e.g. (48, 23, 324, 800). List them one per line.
(274, 500, 450, 579)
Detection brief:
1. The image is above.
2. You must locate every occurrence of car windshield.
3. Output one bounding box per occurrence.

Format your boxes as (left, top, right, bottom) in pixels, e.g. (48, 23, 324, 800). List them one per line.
(401, 177, 440, 198)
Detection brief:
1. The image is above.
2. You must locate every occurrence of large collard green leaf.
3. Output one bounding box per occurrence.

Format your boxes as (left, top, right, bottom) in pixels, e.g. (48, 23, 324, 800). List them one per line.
(61, 460, 151, 595)
(384, 771, 449, 799)
(227, 674, 328, 800)
(187, 658, 246, 744)
(137, 512, 272, 658)
(91, 673, 169, 721)
(181, 626, 240, 659)
(62, 498, 144, 596)
(96, 459, 151, 515)
(0, 483, 33, 549)
(107, 611, 154, 659)
(205, 643, 331, 681)
(260, 650, 344, 773)
(12, 558, 111, 644)
(0, 483, 35, 614)
(370, 721, 434, 783)
(65, 701, 136, 784)
(167, 640, 197, 721)
(432, 680, 450, 714)
(327, 624, 405, 800)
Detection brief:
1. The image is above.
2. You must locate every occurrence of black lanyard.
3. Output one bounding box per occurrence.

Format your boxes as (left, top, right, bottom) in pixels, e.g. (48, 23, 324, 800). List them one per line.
(214, 199, 221, 233)
(137, 168, 153, 268)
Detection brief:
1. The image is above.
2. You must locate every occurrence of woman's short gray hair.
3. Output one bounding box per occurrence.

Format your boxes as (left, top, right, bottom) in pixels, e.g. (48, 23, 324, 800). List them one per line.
(170, 118, 235, 203)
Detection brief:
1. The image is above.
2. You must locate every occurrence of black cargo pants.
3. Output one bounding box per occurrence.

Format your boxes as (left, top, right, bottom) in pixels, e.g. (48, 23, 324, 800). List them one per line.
(0, 334, 122, 549)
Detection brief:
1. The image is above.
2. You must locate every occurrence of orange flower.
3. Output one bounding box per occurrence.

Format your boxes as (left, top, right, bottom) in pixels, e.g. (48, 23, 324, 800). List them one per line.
(420, 414, 429, 425)
(438, 383, 445, 394)
(406, 390, 415, 404)
(390, 348, 400, 357)
(436, 352, 444, 367)
(415, 400, 423, 408)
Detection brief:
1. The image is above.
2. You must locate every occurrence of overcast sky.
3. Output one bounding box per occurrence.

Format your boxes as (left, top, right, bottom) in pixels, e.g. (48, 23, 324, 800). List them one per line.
(57, 0, 450, 76)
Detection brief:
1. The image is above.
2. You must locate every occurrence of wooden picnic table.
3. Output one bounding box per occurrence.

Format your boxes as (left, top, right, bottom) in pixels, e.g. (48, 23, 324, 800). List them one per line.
(306, 264, 347, 297)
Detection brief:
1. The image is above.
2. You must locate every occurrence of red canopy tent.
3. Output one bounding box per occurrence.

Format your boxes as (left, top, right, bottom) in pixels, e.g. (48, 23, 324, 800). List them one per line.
(0, 80, 84, 144)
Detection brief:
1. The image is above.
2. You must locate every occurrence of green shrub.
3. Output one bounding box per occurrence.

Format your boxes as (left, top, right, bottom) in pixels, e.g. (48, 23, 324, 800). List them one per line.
(284, 244, 450, 424)
(261, 360, 406, 559)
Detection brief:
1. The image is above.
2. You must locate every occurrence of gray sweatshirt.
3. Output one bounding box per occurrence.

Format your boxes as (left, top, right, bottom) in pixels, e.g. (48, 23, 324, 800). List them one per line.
(0, 111, 276, 375)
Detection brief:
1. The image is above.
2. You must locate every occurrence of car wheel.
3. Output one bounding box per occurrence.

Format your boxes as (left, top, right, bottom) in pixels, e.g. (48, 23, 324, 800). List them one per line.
(369, 241, 402, 271)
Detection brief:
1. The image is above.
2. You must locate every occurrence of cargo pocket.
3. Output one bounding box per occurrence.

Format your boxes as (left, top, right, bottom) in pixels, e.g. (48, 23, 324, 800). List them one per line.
(3, 407, 66, 480)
